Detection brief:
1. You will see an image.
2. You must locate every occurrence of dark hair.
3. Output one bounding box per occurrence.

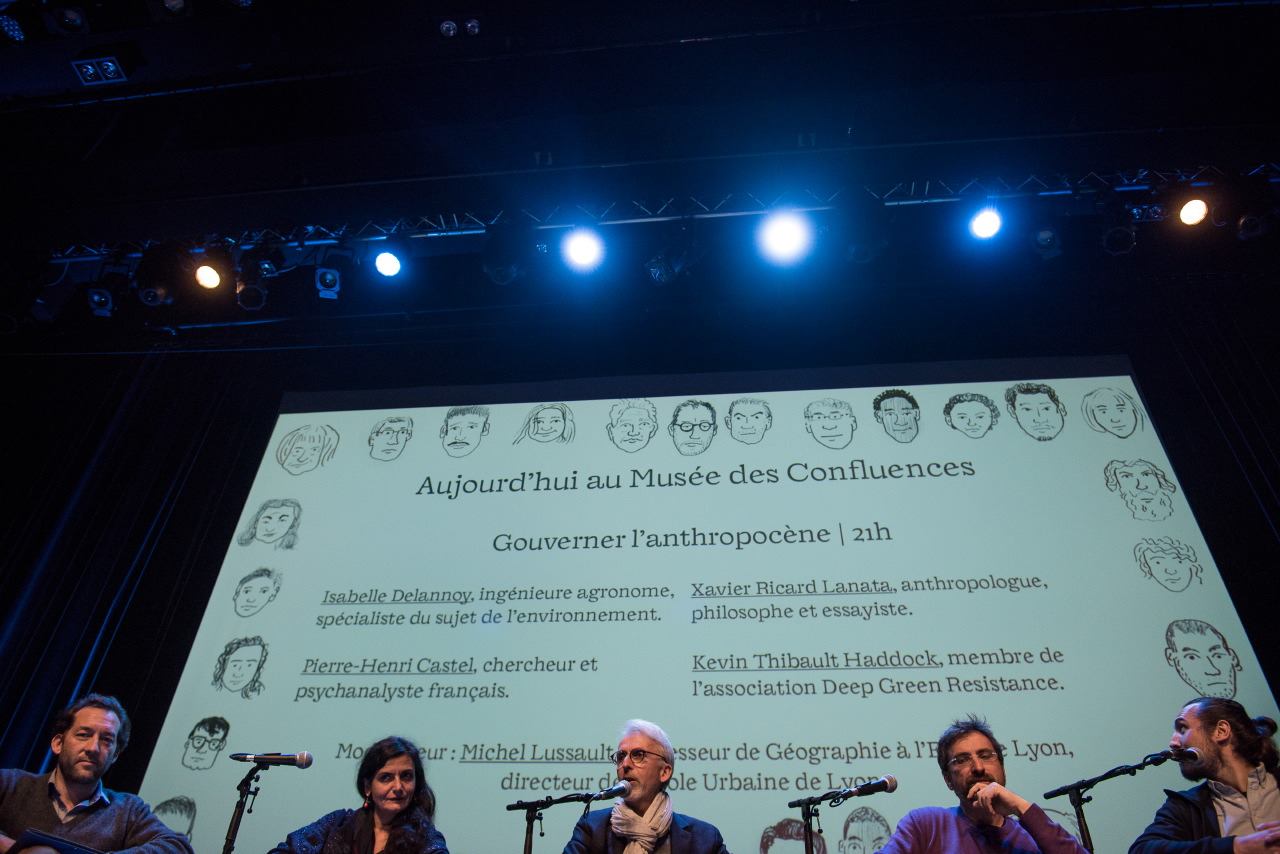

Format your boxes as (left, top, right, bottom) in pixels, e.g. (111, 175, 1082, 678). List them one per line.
(936, 715, 1004, 774)
(872, 388, 919, 413)
(357, 736, 437, 820)
(211, 636, 268, 699)
(187, 716, 230, 741)
(154, 796, 197, 836)
(1188, 697, 1280, 773)
(1004, 382, 1065, 414)
(50, 693, 131, 757)
(842, 806, 891, 839)
(760, 817, 825, 854)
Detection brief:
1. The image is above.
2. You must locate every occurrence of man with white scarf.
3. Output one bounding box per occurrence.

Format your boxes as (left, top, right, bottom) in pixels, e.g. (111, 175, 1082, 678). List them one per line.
(563, 720, 731, 854)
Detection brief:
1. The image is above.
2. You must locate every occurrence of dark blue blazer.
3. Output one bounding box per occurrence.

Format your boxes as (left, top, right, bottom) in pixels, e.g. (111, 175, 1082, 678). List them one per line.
(562, 808, 731, 854)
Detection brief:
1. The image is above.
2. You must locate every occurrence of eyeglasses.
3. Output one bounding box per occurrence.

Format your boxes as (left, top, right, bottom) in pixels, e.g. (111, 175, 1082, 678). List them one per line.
(188, 736, 225, 750)
(610, 748, 668, 766)
(808, 413, 850, 422)
(674, 422, 713, 434)
(947, 748, 1000, 770)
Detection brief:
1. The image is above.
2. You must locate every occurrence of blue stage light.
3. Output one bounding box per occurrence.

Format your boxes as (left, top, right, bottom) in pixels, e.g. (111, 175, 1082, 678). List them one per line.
(561, 228, 605, 273)
(374, 251, 402, 277)
(757, 212, 814, 266)
(969, 208, 1002, 239)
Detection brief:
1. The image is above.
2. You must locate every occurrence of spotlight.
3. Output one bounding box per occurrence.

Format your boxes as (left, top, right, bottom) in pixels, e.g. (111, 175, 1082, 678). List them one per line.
(968, 207, 1002, 240)
(757, 211, 814, 266)
(315, 267, 341, 300)
(236, 281, 267, 311)
(1032, 226, 1062, 260)
(439, 20, 457, 37)
(194, 264, 221, 289)
(374, 250, 402, 278)
(85, 269, 130, 318)
(1236, 212, 1269, 241)
(85, 288, 114, 317)
(44, 5, 88, 36)
(481, 223, 534, 286)
(1102, 225, 1136, 256)
(464, 18, 480, 36)
(194, 244, 236, 291)
(643, 222, 701, 284)
(240, 245, 285, 279)
(561, 228, 605, 273)
(1179, 199, 1209, 226)
(134, 243, 192, 307)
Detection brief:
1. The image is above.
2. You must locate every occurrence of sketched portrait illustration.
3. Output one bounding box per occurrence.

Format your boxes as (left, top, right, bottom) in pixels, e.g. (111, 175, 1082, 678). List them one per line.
(1104, 459, 1177, 521)
(1082, 387, 1145, 438)
(804, 398, 856, 449)
(275, 424, 339, 475)
(440, 406, 490, 457)
(154, 796, 196, 838)
(1164, 619, 1240, 699)
(841, 807, 891, 854)
(514, 402, 576, 445)
(236, 499, 301, 549)
(726, 397, 773, 445)
(668, 399, 718, 456)
(232, 568, 281, 617)
(1004, 382, 1066, 441)
(872, 389, 920, 444)
(368, 416, 413, 461)
(760, 817, 823, 854)
(943, 392, 999, 439)
(181, 716, 229, 770)
(212, 636, 268, 699)
(606, 398, 659, 453)
(1133, 537, 1203, 592)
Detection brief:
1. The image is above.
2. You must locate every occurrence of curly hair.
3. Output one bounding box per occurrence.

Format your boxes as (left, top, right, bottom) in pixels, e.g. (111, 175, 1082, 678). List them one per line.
(211, 636, 267, 699)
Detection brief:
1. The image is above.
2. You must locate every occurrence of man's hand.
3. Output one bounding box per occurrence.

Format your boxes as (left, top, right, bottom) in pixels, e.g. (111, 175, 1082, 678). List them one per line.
(1233, 822, 1280, 853)
(966, 782, 1032, 820)
(0, 831, 14, 853)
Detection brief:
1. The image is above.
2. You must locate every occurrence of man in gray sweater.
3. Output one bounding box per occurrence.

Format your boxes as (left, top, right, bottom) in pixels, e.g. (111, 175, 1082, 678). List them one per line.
(0, 693, 192, 854)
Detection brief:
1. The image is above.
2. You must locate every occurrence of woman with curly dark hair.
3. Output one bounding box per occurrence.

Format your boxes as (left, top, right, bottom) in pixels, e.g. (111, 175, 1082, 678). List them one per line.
(270, 736, 449, 854)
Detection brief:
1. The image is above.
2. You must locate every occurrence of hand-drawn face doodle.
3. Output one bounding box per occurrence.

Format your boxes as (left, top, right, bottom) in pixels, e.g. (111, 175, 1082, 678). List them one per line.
(1164, 619, 1240, 698)
(607, 399, 659, 453)
(439, 406, 490, 458)
(514, 403, 576, 445)
(212, 636, 267, 699)
(1004, 382, 1066, 441)
(840, 807, 891, 854)
(1104, 459, 1177, 521)
(804, 398, 857, 450)
(368, 416, 413, 461)
(1081, 387, 1145, 438)
(943, 392, 999, 439)
(1134, 537, 1203, 592)
(760, 817, 821, 854)
(233, 568, 281, 617)
(181, 717, 229, 770)
(275, 425, 340, 475)
(727, 398, 773, 445)
(872, 389, 920, 444)
(154, 796, 197, 838)
(668, 399, 718, 456)
(236, 499, 302, 549)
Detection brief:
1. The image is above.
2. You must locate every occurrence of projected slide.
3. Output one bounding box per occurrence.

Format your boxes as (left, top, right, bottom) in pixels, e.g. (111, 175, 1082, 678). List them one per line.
(139, 361, 1275, 853)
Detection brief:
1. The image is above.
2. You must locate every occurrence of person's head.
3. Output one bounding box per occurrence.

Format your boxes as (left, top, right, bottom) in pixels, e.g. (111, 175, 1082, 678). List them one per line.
(943, 392, 999, 439)
(669, 400, 717, 456)
(936, 716, 1006, 803)
(439, 406, 489, 457)
(154, 796, 197, 837)
(182, 716, 230, 770)
(212, 636, 267, 699)
(369, 416, 414, 461)
(614, 719, 675, 815)
(275, 424, 340, 475)
(1164, 620, 1240, 698)
(356, 736, 436, 823)
(237, 499, 302, 549)
(804, 398, 856, 449)
(233, 567, 281, 617)
(727, 397, 773, 445)
(607, 398, 659, 453)
(760, 817, 824, 854)
(49, 694, 130, 787)
(515, 403, 575, 444)
(1081, 387, 1143, 438)
(840, 807, 890, 854)
(872, 389, 920, 443)
(1133, 538, 1202, 592)
(1004, 382, 1066, 441)
(1104, 460, 1177, 521)
(1170, 697, 1280, 782)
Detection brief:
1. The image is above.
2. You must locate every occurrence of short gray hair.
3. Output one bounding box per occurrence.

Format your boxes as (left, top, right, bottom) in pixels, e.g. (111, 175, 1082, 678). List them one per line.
(621, 719, 675, 767)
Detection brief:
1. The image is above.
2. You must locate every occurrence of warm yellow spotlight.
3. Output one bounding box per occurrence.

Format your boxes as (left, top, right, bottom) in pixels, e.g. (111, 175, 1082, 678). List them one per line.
(195, 264, 221, 288)
(1179, 199, 1208, 226)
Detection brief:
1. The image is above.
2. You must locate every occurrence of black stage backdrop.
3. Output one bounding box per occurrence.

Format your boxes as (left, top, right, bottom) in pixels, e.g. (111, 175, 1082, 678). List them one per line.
(1, 263, 1278, 795)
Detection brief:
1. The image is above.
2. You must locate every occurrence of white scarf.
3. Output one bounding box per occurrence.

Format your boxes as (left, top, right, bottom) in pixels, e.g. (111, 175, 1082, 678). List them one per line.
(609, 790, 674, 854)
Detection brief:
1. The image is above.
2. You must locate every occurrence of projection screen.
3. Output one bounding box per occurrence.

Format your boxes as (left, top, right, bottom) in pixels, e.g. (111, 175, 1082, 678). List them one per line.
(138, 357, 1277, 853)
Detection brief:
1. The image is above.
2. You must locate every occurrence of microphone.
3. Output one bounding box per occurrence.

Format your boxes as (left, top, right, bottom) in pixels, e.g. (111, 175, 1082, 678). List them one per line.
(590, 780, 631, 801)
(229, 751, 314, 769)
(1151, 747, 1200, 764)
(834, 775, 898, 800)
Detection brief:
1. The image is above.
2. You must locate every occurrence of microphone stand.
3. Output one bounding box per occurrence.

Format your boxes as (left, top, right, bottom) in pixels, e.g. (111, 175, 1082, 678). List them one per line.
(222, 761, 271, 854)
(1043, 752, 1174, 853)
(505, 792, 594, 854)
(786, 789, 851, 854)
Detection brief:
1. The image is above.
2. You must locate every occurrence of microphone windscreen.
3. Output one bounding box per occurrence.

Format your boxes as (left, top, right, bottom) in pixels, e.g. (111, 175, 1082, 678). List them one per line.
(297, 751, 314, 769)
(883, 774, 898, 792)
